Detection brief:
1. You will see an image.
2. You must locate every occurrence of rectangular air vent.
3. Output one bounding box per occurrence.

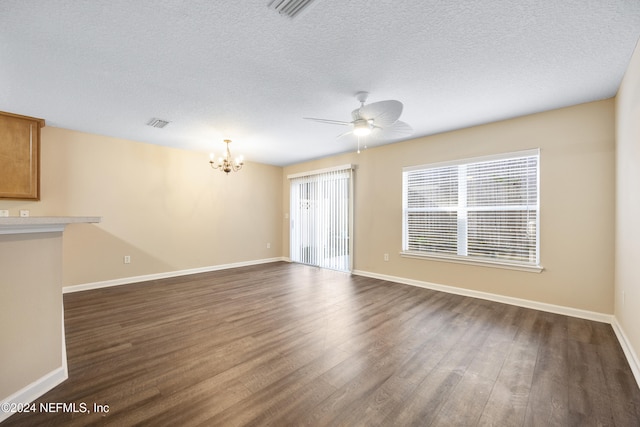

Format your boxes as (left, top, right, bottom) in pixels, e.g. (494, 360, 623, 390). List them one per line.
(147, 118, 170, 128)
(268, 0, 317, 18)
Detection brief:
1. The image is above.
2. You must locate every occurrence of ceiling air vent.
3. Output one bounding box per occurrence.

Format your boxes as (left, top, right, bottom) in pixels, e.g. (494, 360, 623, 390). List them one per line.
(268, 0, 317, 18)
(147, 118, 170, 129)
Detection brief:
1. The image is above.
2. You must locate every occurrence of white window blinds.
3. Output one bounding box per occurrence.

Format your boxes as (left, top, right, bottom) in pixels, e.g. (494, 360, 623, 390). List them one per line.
(402, 150, 540, 269)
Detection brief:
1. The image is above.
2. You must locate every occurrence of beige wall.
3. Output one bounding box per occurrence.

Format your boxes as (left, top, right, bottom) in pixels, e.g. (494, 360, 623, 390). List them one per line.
(283, 99, 616, 314)
(615, 40, 640, 366)
(0, 232, 63, 400)
(0, 127, 283, 286)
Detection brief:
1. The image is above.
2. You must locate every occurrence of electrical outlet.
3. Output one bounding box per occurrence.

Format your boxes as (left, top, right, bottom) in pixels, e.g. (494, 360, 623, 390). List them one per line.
(384, 253, 389, 261)
(124, 255, 131, 264)
(19, 210, 29, 217)
(0, 210, 8, 217)
(267, 242, 271, 249)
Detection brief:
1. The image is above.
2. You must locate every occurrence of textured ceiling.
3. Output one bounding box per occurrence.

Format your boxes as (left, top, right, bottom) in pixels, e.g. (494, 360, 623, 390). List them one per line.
(1, 0, 639, 166)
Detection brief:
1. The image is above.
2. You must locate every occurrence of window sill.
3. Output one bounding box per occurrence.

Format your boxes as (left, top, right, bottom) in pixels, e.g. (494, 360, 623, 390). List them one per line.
(399, 251, 544, 273)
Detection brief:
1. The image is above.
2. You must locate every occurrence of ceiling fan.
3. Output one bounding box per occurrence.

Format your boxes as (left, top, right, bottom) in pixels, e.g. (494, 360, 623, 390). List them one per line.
(304, 92, 413, 151)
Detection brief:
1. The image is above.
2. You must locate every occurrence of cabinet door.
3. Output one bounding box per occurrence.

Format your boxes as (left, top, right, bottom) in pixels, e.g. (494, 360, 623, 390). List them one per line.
(0, 111, 44, 200)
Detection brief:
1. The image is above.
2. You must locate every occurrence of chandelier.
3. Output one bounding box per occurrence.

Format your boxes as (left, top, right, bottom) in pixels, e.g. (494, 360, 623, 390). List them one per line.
(209, 139, 244, 174)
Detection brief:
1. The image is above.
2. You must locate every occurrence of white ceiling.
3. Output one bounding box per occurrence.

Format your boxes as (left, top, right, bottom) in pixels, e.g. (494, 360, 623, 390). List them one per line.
(1, 0, 639, 166)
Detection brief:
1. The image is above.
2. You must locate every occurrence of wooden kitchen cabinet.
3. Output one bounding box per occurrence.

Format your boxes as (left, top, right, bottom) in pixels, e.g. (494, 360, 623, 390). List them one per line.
(0, 111, 45, 200)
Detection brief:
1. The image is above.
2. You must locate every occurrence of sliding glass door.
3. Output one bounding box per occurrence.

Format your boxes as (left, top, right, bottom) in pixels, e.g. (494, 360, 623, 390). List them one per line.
(289, 165, 353, 272)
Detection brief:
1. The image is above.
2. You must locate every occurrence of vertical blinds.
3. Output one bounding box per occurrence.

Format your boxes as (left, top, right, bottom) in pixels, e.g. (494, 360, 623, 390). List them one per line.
(403, 150, 539, 267)
(289, 165, 353, 272)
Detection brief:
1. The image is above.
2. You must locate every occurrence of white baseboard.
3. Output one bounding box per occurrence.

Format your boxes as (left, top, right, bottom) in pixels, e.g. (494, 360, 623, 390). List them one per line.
(352, 269, 613, 323)
(0, 367, 68, 423)
(611, 318, 640, 388)
(63, 257, 288, 294)
(61, 303, 68, 374)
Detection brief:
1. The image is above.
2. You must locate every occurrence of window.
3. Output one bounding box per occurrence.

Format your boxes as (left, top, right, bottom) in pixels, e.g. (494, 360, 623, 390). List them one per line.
(402, 150, 541, 272)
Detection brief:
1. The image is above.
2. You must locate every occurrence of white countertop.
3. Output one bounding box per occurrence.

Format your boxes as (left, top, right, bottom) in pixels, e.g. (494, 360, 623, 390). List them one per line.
(0, 216, 102, 234)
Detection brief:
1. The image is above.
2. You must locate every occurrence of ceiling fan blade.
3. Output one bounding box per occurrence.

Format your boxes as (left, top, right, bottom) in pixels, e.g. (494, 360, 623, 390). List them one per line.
(303, 117, 351, 126)
(358, 100, 403, 127)
(371, 120, 413, 140)
(336, 129, 353, 139)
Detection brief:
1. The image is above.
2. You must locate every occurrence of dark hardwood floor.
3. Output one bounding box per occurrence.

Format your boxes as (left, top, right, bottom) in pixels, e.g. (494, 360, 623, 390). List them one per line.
(3, 262, 640, 426)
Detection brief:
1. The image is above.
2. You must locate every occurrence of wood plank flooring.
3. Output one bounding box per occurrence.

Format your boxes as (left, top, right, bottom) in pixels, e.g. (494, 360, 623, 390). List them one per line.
(3, 262, 640, 426)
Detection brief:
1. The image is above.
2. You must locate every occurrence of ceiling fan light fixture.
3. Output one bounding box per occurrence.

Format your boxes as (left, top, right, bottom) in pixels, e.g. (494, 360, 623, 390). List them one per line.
(353, 119, 371, 136)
